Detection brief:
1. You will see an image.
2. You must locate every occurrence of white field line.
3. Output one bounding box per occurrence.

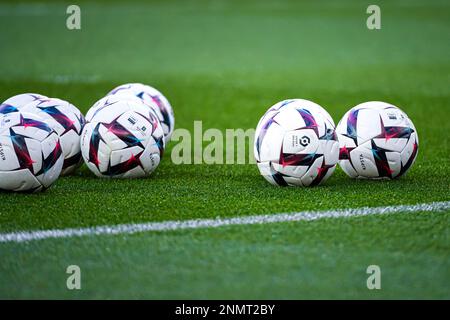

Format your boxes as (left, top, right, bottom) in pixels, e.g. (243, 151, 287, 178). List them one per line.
(0, 201, 449, 244)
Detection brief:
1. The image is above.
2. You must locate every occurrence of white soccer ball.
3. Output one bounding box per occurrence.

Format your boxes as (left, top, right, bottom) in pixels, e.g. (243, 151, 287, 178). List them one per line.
(21, 98, 86, 175)
(336, 101, 419, 179)
(80, 98, 165, 178)
(0, 111, 64, 192)
(1, 93, 47, 114)
(107, 83, 175, 142)
(254, 99, 339, 187)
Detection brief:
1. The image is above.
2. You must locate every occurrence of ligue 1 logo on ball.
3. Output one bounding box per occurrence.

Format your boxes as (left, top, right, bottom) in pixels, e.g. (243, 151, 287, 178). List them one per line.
(299, 135, 310, 147)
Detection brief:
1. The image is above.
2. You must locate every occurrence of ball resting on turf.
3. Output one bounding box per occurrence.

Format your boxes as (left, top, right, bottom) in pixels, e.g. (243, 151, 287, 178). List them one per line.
(81, 98, 165, 178)
(0, 111, 64, 192)
(336, 101, 419, 179)
(254, 99, 339, 187)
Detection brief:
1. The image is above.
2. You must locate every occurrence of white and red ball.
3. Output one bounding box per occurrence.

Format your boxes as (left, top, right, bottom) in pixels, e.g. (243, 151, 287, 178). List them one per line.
(0, 111, 64, 192)
(254, 99, 339, 187)
(336, 101, 419, 179)
(107, 83, 175, 142)
(81, 98, 165, 178)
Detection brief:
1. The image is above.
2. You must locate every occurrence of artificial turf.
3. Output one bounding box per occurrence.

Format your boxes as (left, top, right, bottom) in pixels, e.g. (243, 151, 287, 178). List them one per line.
(0, 0, 449, 299)
(1, 211, 449, 299)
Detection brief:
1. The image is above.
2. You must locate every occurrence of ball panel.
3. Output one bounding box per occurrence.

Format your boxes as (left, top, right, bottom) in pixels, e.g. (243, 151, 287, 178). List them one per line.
(80, 122, 111, 175)
(0, 136, 21, 170)
(106, 147, 145, 177)
(283, 175, 304, 186)
(100, 122, 128, 151)
(373, 138, 408, 153)
(60, 129, 83, 158)
(272, 162, 309, 179)
(273, 107, 307, 131)
(398, 132, 419, 178)
(109, 146, 144, 167)
(25, 137, 43, 174)
(356, 108, 383, 145)
(385, 151, 402, 178)
(36, 133, 64, 188)
(139, 140, 162, 174)
(349, 141, 380, 178)
(96, 139, 112, 174)
(320, 139, 339, 166)
(300, 156, 324, 186)
(121, 166, 147, 179)
(0, 169, 42, 192)
(3, 112, 54, 142)
(255, 122, 284, 162)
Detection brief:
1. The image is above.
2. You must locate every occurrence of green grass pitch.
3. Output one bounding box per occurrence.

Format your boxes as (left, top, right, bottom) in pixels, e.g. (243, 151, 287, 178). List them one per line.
(0, 0, 449, 299)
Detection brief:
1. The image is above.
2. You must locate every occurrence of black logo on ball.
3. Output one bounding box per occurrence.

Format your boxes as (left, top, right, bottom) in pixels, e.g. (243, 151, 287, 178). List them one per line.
(300, 136, 310, 147)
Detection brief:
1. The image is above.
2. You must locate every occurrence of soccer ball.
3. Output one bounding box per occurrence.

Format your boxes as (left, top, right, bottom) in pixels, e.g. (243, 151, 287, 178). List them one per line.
(1, 93, 47, 114)
(0, 111, 63, 192)
(80, 98, 165, 178)
(21, 98, 86, 175)
(336, 101, 419, 179)
(107, 83, 175, 142)
(254, 99, 339, 187)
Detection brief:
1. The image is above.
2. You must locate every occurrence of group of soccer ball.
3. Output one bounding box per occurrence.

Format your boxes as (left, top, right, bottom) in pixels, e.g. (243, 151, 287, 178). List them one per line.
(0, 88, 419, 191)
(254, 99, 419, 187)
(0, 83, 174, 192)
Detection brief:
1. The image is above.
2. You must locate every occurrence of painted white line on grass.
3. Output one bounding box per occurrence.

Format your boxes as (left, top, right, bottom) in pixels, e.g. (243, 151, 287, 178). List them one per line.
(1, 201, 449, 243)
